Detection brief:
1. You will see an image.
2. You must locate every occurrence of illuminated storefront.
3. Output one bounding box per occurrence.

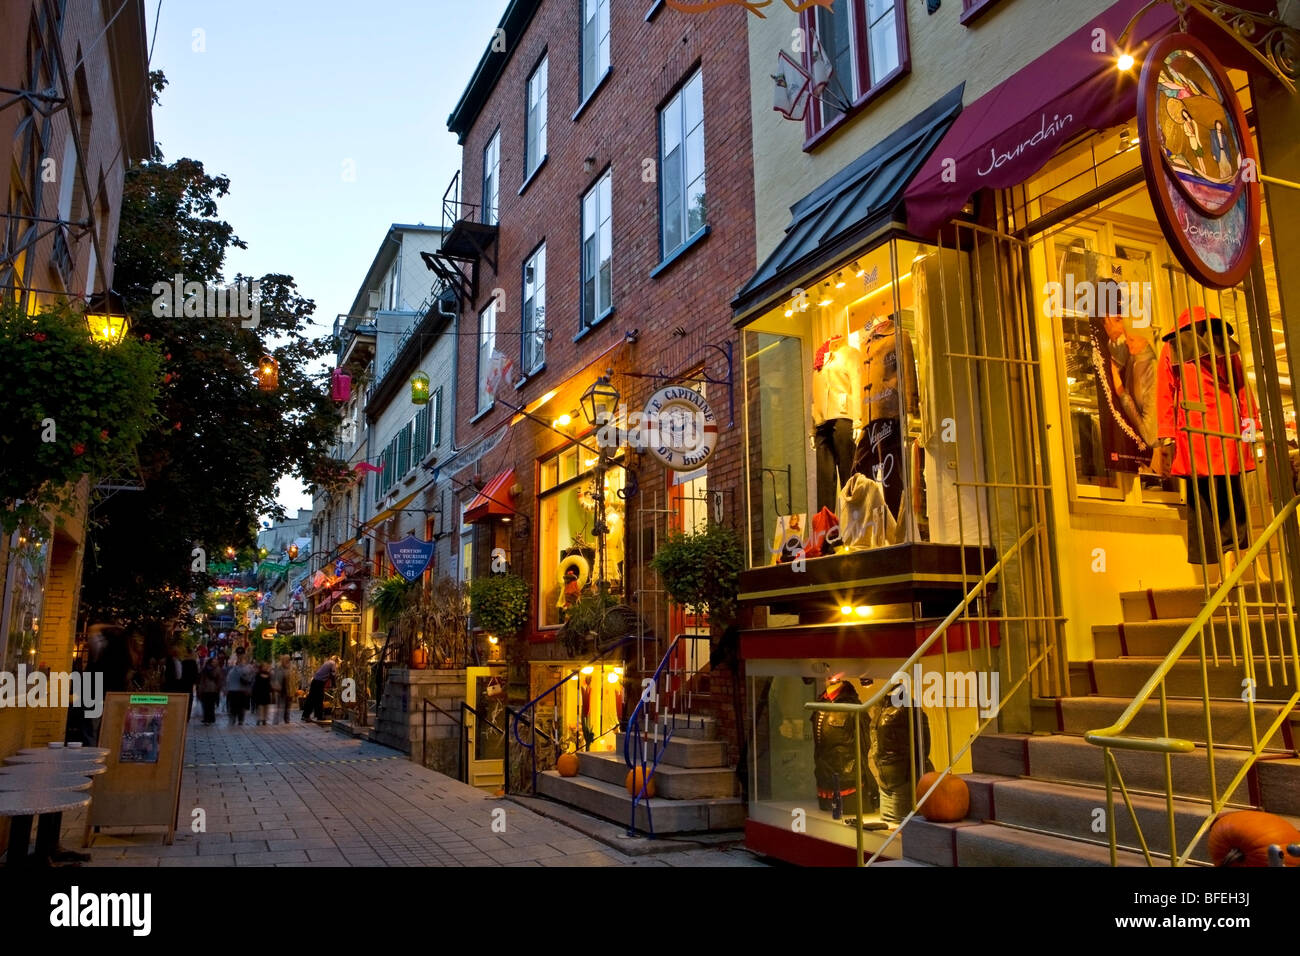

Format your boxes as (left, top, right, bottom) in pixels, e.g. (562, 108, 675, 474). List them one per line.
(734, 2, 1297, 865)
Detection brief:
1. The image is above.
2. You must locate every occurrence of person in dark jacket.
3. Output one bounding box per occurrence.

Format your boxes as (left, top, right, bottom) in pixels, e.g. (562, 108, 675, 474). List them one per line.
(251, 663, 273, 725)
(196, 657, 224, 725)
(810, 679, 879, 819)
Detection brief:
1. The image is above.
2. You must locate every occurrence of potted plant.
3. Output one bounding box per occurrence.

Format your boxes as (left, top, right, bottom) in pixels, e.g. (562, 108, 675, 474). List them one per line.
(469, 573, 531, 642)
(649, 522, 744, 633)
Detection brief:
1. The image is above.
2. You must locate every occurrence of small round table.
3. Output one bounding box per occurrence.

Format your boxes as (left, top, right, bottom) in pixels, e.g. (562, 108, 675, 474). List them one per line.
(17, 746, 109, 758)
(0, 789, 91, 868)
(0, 772, 93, 792)
(4, 752, 107, 766)
(0, 762, 106, 777)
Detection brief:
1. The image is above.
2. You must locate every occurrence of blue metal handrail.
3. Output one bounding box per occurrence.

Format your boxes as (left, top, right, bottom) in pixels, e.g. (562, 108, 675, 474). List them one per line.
(622, 634, 687, 838)
(510, 634, 641, 793)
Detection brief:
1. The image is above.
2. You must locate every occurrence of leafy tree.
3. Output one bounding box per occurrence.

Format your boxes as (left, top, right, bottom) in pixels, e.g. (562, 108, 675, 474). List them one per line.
(81, 84, 352, 629)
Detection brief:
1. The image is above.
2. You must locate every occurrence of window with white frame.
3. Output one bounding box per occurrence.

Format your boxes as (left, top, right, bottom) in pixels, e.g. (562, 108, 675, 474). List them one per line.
(580, 0, 610, 102)
(477, 298, 497, 412)
(526, 57, 548, 179)
(523, 243, 546, 373)
(483, 129, 500, 225)
(581, 171, 612, 328)
(386, 257, 400, 310)
(805, 0, 905, 135)
(660, 70, 706, 257)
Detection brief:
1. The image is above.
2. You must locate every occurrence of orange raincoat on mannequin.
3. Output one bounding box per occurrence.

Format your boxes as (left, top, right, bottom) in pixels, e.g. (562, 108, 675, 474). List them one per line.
(1155, 307, 1260, 478)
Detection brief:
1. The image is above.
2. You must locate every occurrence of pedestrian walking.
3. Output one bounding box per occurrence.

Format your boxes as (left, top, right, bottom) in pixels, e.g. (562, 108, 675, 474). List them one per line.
(251, 663, 273, 725)
(225, 647, 253, 726)
(272, 654, 294, 724)
(197, 656, 223, 725)
(302, 655, 339, 723)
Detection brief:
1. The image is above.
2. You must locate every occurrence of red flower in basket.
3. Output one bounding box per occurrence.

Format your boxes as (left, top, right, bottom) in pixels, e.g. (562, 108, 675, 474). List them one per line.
(72, 443, 86, 456)
(32, 332, 46, 342)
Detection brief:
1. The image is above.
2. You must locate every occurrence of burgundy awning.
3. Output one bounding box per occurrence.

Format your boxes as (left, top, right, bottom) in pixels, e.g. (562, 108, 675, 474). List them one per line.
(904, 0, 1180, 237)
(463, 468, 516, 524)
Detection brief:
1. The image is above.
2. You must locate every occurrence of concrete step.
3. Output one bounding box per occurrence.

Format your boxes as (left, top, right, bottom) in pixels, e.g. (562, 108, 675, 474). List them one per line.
(616, 732, 727, 769)
(898, 818, 976, 867)
(1025, 734, 1255, 803)
(1121, 584, 1289, 623)
(1091, 657, 1298, 702)
(1058, 696, 1292, 750)
(954, 822, 1152, 866)
(990, 777, 1217, 864)
(1094, 618, 1296, 658)
(576, 751, 738, 799)
(537, 771, 745, 833)
(652, 714, 719, 740)
(1258, 758, 1300, 816)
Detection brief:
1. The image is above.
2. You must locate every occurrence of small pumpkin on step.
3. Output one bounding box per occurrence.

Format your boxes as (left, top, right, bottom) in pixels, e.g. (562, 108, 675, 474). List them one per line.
(916, 771, 970, 823)
(556, 752, 580, 777)
(626, 767, 657, 798)
(1208, 811, 1300, 867)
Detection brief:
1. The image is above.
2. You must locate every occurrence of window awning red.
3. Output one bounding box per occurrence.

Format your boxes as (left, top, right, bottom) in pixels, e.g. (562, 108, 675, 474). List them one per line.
(904, 0, 1181, 237)
(463, 468, 516, 524)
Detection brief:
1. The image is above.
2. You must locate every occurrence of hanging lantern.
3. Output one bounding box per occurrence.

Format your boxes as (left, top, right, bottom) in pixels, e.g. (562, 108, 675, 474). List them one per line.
(287, 543, 300, 561)
(257, 355, 279, 391)
(411, 371, 430, 405)
(83, 290, 130, 347)
(331, 368, 352, 402)
(581, 374, 621, 425)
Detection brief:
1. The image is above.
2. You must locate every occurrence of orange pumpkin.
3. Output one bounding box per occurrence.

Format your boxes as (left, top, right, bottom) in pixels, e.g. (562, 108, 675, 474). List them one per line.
(556, 752, 580, 777)
(917, 771, 970, 823)
(625, 767, 656, 798)
(1208, 811, 1300, 867)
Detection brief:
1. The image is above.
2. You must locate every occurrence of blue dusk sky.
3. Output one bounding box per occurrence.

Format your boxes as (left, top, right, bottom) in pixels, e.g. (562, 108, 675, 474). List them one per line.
(144, 0, 508, 515)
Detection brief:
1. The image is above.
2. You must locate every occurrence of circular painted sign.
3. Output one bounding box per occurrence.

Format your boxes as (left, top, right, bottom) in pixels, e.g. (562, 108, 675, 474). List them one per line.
(1138, 33, 1259, 289)
(641, 386, 719, 470)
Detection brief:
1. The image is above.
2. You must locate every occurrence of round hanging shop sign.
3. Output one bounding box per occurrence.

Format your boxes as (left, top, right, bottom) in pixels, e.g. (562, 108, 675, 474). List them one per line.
(1138, 32, 1260, 290)
(641, 385, 719, 470)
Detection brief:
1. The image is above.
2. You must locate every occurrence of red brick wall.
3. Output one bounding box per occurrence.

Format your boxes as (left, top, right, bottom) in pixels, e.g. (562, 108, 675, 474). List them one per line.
(449, 1, 755, 760)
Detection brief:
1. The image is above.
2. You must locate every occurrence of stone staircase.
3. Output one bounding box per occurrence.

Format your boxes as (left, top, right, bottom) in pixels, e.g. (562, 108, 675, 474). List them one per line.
(537, 714, 746, 833)
(893, 585, 1300, 866)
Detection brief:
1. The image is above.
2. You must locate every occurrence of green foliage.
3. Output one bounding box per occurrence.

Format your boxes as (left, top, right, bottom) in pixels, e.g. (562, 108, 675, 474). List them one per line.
(469, 573, 531, 640)
(79, 128, 351, 626)
(557, 588, 618, 656)
(370, 575, 416, 629)
(270, 630, 339, 663)
(649, 523, 744, 628)
(0, 301, 162, 533)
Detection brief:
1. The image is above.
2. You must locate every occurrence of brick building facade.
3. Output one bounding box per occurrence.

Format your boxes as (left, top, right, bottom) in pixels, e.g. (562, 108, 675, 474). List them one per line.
(442, 0, 755, 765)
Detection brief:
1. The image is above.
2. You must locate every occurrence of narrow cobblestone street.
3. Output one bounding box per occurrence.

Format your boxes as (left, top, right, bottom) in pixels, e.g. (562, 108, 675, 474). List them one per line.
(68, 718, 766, 868)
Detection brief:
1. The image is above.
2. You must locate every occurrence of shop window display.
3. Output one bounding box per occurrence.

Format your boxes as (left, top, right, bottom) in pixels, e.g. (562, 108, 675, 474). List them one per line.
(529, 661, 625, 755)
(744, 238, 993, 570)
(538, 449, 625, 628)
(749, 665, 978, 849)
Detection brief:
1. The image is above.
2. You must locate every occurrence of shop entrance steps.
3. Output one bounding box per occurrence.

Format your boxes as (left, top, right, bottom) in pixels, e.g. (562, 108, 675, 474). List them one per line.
(890, 583, 1300, 866)
(535, 723, 744, 833)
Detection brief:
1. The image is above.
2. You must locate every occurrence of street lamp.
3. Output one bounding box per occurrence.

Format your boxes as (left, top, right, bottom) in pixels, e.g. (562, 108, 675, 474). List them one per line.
(581, 374, 620, 427)
(84, 291, 130, 347)
(580, 375, 621, 592)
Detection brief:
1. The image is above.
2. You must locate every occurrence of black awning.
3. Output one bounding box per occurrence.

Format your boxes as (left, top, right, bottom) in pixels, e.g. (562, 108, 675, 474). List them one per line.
(731, 84, 965, 324)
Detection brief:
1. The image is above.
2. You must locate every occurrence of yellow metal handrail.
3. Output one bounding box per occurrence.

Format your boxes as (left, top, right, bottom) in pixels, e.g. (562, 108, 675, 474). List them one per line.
(805, 524, 1043, 866)
(1084, 492, 1300, 866)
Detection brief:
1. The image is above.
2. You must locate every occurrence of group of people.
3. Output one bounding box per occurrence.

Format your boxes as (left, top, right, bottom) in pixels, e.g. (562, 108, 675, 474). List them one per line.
(193, 647, 298, 726)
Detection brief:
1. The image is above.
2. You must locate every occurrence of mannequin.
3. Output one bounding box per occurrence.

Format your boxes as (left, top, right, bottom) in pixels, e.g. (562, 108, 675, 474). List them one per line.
(810, 679, 879, 818)
(853, 315, 919, 520)
(1154, 306, 1260, 580)
(812, 335, 862, 513)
